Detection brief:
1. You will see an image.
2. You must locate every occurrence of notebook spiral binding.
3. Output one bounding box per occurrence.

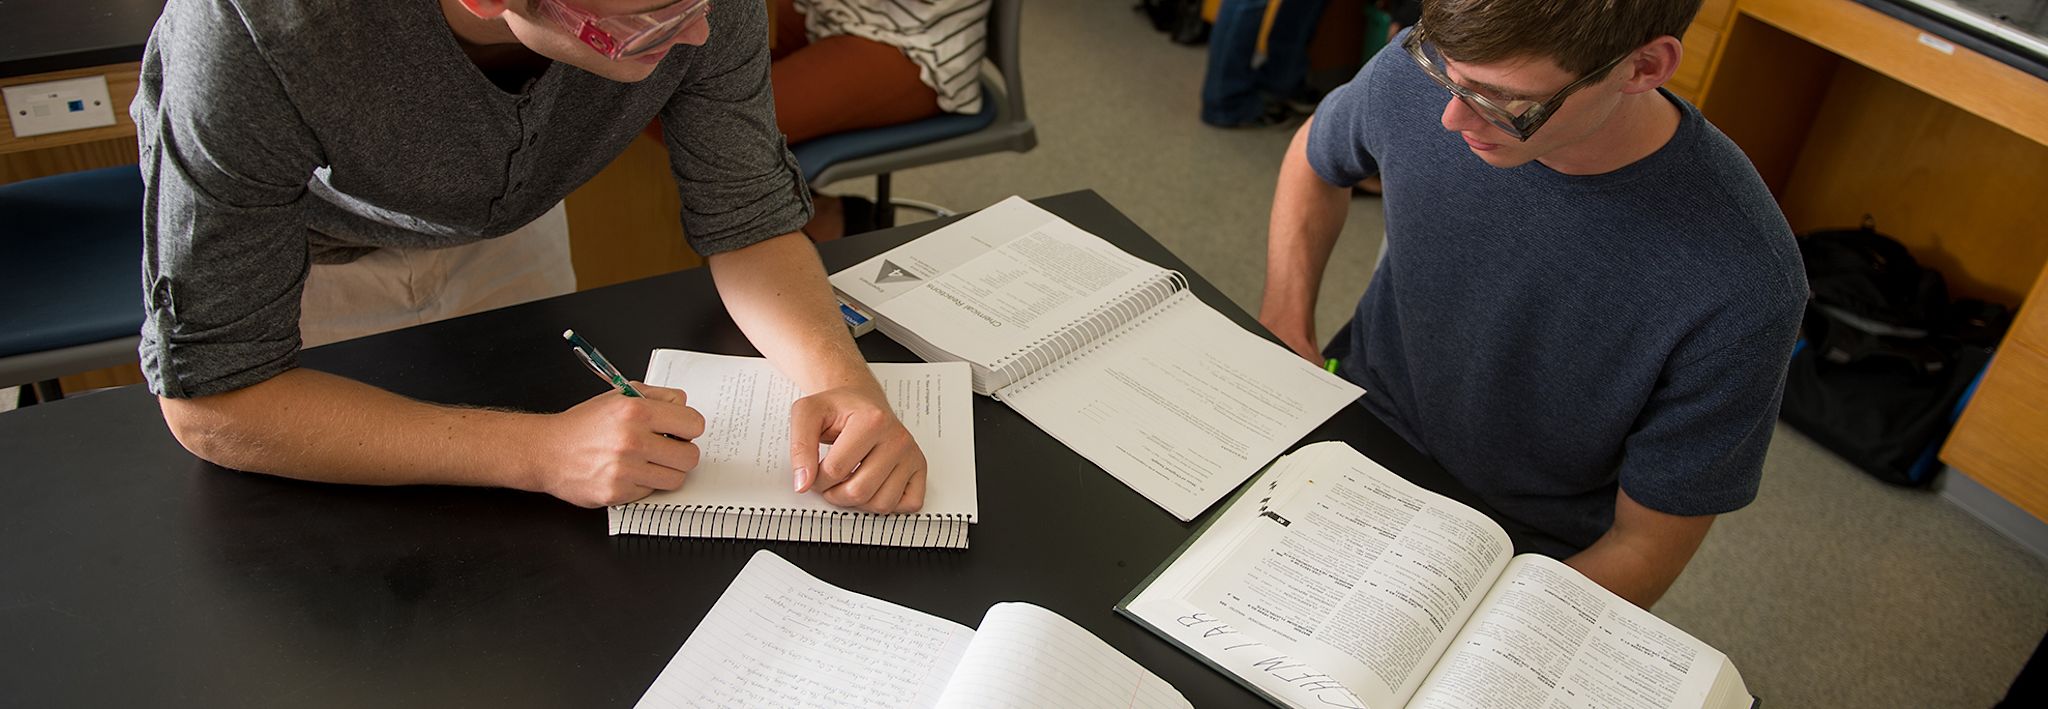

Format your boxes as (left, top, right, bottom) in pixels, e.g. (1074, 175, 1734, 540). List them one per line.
(610, 504, 975, 549)
(987, 271, 1189, 394)
(997, 288, 1198, 401)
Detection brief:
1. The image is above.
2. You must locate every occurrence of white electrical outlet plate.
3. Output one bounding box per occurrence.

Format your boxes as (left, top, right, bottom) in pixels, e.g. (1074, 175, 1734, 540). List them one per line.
(4, 76, 118, 138)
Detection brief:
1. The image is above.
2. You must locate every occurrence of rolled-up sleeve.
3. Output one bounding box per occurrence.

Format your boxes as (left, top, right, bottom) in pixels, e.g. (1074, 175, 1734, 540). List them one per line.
(135, 0, 323, 398)
(661, 0, 812, 256)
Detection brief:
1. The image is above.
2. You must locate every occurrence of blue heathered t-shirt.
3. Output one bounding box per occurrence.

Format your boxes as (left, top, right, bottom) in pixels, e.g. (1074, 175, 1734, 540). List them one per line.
(1308, 41, 1808, 557)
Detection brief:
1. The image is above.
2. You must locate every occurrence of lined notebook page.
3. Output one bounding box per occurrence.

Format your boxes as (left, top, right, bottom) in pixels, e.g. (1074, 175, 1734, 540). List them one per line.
(934, 603, 1192, 709)
(635, 551, 973, 709)
(633, 351, 976, 517)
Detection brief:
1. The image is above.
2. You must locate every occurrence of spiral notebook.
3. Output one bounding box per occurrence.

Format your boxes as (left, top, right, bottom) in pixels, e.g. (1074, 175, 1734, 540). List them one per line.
(830, 197, 1362, 521)
(606, 350, 977, 548)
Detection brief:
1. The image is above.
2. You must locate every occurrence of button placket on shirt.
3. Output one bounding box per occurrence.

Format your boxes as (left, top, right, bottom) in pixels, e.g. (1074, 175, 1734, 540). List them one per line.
(502, 97, 536, 214)
(495, 70, 557, 229)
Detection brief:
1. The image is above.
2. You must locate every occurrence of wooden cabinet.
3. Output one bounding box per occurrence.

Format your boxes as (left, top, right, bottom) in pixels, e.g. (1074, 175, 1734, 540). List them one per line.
(1944, 271, 2048, 522)
(562, 135, 703, 291)
(1691, 0, 2048, 520)
(1669, 0, 1736, 101)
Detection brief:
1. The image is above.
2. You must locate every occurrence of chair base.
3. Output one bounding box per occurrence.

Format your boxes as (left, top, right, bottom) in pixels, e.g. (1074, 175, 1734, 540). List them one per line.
(864, 173, 955, 230)
(888, 198, 953, 220)
(877, 173, 895, 229)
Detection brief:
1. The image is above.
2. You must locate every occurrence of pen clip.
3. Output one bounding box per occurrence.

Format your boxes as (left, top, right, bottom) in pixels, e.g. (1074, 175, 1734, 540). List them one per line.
(565, 329, 643, 397)
(574, 348, 619, 387)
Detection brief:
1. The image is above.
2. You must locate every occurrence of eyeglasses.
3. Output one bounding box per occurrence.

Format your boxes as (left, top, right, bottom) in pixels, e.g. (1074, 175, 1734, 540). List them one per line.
(532, 0, 713, 60)
(1402, 26, 1630, 142)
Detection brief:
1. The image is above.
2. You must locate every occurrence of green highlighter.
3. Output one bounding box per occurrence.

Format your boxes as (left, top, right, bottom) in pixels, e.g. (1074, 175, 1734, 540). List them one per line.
(1324, 357, 1340, 374)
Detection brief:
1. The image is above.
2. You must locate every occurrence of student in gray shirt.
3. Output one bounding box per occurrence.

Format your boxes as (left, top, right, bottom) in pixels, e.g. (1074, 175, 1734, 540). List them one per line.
(136, 0, 928, 514)
(1259, 0, 1806, 607)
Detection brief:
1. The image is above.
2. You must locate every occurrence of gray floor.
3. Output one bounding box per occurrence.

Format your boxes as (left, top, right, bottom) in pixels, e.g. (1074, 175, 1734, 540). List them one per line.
(849, 2, 2048, 706)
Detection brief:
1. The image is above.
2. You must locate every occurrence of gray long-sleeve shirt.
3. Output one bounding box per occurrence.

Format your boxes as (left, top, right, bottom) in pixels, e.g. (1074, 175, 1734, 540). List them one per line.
(134, 0, 810, 399)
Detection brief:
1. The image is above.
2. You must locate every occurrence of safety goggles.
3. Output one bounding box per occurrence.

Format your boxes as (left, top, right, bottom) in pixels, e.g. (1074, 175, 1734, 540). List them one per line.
(533, 0, 713, 60)
(1402, 26, 1629, 142)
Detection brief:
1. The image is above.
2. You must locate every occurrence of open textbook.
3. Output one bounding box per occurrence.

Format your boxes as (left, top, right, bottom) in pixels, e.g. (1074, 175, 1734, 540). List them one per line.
(829, 196, 1362, 521)
(1117, 442, 1756, 709)
(607, 350, 977, 548)
(635, 550, 1191, 709)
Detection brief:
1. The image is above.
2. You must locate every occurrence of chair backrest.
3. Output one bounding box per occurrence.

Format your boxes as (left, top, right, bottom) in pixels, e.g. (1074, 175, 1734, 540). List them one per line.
(0, 165, 147, 389)
(987, 0, 1027, 125)
(804, 0, 1037, 189)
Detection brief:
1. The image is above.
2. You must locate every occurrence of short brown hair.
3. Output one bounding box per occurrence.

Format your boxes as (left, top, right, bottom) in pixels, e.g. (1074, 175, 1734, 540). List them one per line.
(1419, 0, 1703, 77)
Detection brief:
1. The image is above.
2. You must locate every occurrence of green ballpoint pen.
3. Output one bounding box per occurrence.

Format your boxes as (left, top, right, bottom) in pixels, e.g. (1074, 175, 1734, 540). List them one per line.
(564, 329, 643, 397)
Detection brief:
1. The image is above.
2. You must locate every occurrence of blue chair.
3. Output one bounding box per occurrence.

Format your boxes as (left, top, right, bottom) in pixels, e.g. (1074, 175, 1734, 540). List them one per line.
(0, 165, 147, 404)
(788, 0, 1036, 228)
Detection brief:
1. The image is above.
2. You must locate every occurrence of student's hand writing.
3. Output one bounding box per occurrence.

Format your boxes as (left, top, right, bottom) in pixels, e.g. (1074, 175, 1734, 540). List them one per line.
(788, 386, 927, 514)
(537, 383, 705, 508)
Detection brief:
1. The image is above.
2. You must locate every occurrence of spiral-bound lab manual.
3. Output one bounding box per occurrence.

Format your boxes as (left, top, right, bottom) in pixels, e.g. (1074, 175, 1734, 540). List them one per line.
(607, 351, 976, 548)
(830, 196, 1363, 521)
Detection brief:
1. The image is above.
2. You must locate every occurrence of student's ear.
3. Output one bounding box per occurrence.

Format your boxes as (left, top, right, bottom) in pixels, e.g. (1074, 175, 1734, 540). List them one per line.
(1620, 35, 1683, 95)
(457, 0, 514, 20)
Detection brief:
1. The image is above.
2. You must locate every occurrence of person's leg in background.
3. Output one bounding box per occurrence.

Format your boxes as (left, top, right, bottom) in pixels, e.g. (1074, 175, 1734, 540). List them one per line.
(1380, 0, 1420, 40)
(1201, 0, 1280, 127)
(1203, 0, 1331, 127)
(770, 0, 940, 241)
(1252, 0, 1332, 113)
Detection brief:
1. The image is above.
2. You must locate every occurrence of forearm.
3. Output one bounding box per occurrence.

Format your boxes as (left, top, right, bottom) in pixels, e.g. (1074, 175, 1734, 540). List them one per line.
(1564, 535, 1688, 608)
(159, 368, 551, 491)
(710, 232, 929, 513)
(1261, 118, 1354, 329)
(1564, 489, 1716, 608)
(708, 232, 878, 395)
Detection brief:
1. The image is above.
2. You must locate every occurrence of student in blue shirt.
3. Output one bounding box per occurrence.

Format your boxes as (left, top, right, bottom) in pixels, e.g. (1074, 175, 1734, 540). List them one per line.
(1257, 0, 1807, 607)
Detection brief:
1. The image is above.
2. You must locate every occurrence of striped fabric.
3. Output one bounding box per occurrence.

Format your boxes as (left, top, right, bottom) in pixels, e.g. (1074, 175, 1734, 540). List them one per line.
(796, 0, 990, 113)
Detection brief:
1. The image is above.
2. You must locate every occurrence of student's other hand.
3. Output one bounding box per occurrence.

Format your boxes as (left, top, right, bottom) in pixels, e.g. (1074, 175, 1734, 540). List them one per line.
(1259, 310, 1323, 364)
(789, 387, 927, 514)
(539, 383, 705, 507)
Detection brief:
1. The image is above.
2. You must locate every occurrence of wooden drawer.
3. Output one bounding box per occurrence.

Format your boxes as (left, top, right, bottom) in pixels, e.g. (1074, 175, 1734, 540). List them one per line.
(2017, 282, 2048, 342)
(1944, 322, 2048, 521)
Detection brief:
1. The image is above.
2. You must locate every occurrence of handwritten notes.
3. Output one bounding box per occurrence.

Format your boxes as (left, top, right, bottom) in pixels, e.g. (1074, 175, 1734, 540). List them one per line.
(635, 552, 971, 709)
(637, 552, 1192, 709)
(935, 603, 1188, 709)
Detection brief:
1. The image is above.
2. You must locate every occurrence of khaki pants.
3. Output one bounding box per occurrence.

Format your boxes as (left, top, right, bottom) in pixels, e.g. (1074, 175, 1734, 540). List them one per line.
(300, 203, 576, 348)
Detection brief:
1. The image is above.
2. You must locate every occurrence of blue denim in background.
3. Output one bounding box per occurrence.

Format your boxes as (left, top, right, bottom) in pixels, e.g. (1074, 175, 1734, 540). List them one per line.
(1200, 0, 1332, 126)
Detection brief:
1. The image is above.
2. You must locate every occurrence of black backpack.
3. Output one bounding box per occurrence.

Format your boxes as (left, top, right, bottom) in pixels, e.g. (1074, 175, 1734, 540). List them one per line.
(1778, 221, 2010, 486)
